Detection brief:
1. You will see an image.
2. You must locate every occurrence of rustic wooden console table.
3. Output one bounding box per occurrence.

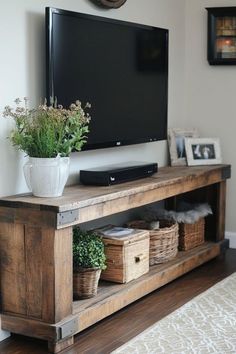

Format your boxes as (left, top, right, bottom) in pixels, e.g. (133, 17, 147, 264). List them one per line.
(0, 165, 231, 352)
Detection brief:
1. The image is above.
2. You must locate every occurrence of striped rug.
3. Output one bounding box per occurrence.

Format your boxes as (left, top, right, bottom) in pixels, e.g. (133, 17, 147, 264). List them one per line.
(111, 273, 236, 354)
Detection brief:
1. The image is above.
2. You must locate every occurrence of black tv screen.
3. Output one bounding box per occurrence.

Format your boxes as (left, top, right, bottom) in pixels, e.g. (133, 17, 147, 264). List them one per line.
(46, 7, 168, 150)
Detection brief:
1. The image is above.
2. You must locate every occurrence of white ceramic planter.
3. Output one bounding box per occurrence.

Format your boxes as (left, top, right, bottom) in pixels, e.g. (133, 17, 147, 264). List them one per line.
(23, 156, 70, 197)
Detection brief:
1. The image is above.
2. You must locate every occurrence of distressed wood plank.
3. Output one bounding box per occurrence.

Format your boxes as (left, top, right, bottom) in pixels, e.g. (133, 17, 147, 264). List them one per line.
(41, 227, 73, 323)
(41, 228, 56, 323)
(48, 337, 74, 353)
(0, 165, 231, 228)
(1, 314, 59, 341)
(1, 313, 79, 342)
(0, 165, 230, 214)
(0, 207, 56, 228)
(216, 181, 226, 241)
(0, 225, 73, 324)
(0, 222, 26, 315)
(54, 227, 73, 323)
(76, 169, 222, 224)
(25, 226, 43, 319)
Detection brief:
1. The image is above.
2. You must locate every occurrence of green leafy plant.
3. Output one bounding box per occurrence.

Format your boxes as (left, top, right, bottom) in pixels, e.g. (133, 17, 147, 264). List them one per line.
(73, 228, 106, 271)
(3, 98, 91, 157)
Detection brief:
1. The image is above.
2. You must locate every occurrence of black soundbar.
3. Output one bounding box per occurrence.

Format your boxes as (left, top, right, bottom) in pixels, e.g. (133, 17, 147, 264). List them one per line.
(80, 162, 158, 186)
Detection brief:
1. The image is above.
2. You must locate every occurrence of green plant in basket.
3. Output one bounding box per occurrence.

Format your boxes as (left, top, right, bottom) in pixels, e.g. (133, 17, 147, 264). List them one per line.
(73, 228, 107, 271)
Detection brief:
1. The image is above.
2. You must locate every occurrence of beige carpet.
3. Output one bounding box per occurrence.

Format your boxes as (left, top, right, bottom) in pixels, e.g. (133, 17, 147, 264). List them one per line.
(111, 273, 236, 354)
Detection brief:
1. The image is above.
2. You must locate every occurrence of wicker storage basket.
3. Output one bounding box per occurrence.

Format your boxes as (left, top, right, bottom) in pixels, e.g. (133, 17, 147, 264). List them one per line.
(178, 217, 205, 251)
(99, 227, 149, 284)
(73, 268, 101, 299)
(127, 220, 179, 265)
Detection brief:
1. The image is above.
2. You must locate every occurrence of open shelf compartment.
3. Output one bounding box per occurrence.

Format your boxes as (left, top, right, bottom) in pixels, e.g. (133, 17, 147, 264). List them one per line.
(73, 242, 220, 332)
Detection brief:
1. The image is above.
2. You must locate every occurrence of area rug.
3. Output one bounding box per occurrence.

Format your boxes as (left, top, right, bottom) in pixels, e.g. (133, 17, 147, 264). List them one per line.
(111, 273, 236, 354)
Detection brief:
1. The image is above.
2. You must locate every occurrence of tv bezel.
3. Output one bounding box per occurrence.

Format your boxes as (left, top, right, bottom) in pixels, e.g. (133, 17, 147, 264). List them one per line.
(46, 7, 169, 151)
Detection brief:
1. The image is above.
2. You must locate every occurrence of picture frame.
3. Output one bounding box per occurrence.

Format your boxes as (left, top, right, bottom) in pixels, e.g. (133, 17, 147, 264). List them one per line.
(206, 7, 236, 65)
(168, 128, 199, 166)
(185, 138, 222, 166)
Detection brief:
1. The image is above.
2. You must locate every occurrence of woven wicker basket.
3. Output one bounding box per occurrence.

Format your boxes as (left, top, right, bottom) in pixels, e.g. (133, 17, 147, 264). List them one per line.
(127, 220, 179, 265)
(178, 217, 205, 251)
(73, 268, 101, 299)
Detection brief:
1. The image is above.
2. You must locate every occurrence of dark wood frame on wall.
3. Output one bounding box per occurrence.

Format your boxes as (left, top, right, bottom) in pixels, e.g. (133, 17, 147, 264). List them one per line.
(93, 0, 127, 8)
(206, 7, 236, 65)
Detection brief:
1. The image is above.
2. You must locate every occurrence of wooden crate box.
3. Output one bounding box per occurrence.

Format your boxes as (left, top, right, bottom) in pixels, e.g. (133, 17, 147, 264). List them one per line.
(97, 226, 150, 283)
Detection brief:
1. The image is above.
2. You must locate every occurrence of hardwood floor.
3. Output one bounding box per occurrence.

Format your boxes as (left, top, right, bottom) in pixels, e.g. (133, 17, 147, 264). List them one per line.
(0, 248, 235, 354)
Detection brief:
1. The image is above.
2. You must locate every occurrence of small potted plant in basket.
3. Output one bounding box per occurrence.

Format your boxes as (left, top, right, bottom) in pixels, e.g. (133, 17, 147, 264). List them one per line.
(73, 228, 106, 299)
(3, 98, 91, 197)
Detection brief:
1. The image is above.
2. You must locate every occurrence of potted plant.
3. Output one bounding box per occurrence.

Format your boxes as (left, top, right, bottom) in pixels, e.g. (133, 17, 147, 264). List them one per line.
(73, 228, 106, 299)
(3, 98, 90, 197)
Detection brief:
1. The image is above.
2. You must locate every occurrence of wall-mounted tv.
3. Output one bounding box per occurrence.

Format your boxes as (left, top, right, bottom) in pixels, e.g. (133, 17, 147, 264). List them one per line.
(46, 7, 168, 151)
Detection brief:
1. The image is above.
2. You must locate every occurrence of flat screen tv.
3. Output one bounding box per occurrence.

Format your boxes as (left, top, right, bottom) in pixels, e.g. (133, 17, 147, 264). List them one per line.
(46, 7, 168, 150)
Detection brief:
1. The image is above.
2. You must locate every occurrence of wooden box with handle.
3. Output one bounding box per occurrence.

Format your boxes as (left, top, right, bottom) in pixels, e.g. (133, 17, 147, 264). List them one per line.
(96, 225, 150, 283)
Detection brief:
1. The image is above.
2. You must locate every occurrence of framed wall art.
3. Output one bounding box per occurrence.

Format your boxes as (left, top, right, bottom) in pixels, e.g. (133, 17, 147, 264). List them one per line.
(168, 128, 199, 166)
(185, 137, 222, 166)
(206, 7, 236, 65)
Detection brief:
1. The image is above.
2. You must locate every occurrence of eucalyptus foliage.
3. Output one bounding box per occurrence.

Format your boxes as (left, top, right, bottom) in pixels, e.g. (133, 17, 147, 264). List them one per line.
(73, 228, 106, 271)
(3, 98, 90, 158)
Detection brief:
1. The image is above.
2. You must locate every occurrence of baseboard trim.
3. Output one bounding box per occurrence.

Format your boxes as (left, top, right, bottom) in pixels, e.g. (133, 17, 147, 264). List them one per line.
(0, 317, 10, 342)
(225, 231, 236, 249)
(0, 331, 10, 342)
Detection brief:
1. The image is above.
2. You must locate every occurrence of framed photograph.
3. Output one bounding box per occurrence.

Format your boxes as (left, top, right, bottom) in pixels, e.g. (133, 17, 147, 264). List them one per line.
(185, 138, 222, 166)
(168, 128, 199, 166)
(207, 7, 236, 65)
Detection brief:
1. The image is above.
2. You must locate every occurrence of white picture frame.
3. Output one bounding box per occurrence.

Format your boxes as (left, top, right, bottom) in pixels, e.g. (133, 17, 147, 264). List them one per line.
(185, 137, 222, 166)
(168, 128, 199, 166)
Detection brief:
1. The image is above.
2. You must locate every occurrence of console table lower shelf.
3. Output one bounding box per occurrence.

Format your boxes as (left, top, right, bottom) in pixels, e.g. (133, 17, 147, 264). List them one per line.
(1, 241, 221, 352)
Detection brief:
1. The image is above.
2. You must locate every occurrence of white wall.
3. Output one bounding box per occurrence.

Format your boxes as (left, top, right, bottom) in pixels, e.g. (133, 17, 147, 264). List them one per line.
(0, 0, 186, 196)
(184, 0, 236, 246)
(0, 0, 186, 340)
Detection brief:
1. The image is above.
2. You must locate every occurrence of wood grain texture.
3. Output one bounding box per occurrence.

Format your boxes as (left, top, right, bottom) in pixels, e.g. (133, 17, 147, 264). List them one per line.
(0, 222, 26, 315)
(0, 165, 230, 214)
(1, 313, 79, 342)
(25, 226, 43, 319)
(216, 181, 226, 241)
(0, 225, 73, 324)
(0, 165, 231, 228)
(41, 228, 57, 323)
(0, 207, 56, 228)
(1, 315, 58, 341)
(0, 249, 235, 354)
(73, 242, 220, 332)
(48, 337, 74, 353)
(54, 227, 73, 323)
(0, 165, 230, 352)
(1, 242, 220, 344)
(41, 227, 73, 323)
